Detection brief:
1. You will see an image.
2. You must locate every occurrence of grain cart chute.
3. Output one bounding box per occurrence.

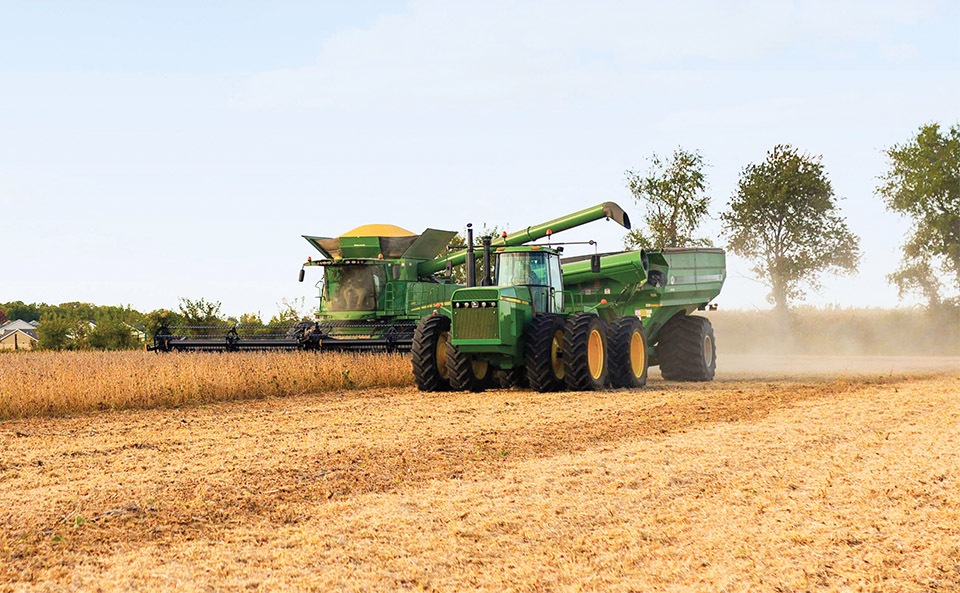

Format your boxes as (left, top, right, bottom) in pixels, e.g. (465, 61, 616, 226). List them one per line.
(152, 203, 632, 353)
(412, 241, 725, 391)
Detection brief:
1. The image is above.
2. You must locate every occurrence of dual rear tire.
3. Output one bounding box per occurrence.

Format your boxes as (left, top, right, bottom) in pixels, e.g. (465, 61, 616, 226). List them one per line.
(658, 315, 716, 381)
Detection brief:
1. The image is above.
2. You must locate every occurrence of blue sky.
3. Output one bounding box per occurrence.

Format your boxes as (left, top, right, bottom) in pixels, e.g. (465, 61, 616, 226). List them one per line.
(2, 0, 958, 317)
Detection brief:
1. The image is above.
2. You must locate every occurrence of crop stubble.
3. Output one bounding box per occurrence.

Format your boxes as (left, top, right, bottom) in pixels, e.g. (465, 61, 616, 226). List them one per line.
(2, 367, 959, 591)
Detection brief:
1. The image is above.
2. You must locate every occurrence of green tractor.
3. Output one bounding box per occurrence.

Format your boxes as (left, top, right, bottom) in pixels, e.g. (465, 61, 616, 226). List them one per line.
(412, 241, 726, 391)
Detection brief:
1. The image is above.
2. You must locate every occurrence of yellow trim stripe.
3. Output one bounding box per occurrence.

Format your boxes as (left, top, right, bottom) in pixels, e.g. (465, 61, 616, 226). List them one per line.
(500, 296, 530, 305)
(411, 301, 450, 312)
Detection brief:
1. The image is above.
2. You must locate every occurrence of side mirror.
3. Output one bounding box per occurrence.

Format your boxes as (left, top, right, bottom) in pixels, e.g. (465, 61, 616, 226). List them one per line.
(446, 259, 453, 278)
(590, 254, 601, 274)
(298, 269, 305, 282)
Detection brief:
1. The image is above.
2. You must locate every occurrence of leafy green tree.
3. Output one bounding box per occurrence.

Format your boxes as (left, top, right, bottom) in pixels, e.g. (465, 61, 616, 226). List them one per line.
(2, 301, 40, 323)
(269, 297, 310, 326)
(877, 123, 960, 308)
(89, 318, 136, 350)
(623, 148, 711, 249)
(36, 316, 72, 350)
(722, 145, 860, 328)
(178, 297, 224, 326)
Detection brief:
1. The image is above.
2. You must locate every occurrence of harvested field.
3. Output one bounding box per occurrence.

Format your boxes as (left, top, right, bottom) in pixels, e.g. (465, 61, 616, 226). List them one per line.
(2, 360, 959, 591)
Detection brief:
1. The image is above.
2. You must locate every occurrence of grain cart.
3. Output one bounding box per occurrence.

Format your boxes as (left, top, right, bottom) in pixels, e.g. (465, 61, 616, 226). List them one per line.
(152, 203, 631, 352)
(411, 243, 725, 391)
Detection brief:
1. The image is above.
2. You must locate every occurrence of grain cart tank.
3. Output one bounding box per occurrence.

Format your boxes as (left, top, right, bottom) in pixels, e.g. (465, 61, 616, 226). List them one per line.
(412, 242, 725, 391)
(152, 203, 631, 352)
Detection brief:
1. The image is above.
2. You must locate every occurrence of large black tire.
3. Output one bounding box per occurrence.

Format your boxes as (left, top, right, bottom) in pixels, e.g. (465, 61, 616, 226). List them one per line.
(493, 367, 526, 389)
(609, 316, 649, 389)
(658, 315, 716, 381)
(563, 313, 609, 391)
(447, 341, 492, 392)
(524, 314, 566, 392)
(411, 314, 451, 391)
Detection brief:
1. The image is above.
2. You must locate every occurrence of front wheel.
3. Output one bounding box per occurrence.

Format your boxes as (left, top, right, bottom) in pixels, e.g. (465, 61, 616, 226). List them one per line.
(411, 314, 451, 391)
(609, 316, 648, 388)
(563, 313, 609, 391)
(447, 342, 491, 392)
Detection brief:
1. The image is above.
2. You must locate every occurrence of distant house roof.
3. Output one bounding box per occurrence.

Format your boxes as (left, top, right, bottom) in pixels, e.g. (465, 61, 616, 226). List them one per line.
(0, 319, 39, 332)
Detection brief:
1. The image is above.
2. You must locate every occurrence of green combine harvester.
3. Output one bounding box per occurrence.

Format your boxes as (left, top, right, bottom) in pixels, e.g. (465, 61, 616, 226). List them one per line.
(412, 239, 726, 391)
(152, 203, 631, 352)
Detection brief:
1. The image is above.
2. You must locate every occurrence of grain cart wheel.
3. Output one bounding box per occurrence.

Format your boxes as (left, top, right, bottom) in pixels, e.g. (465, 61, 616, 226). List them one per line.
(563, 313, 609, 391)
(609, 316, 649, 389)
(658, 315, 716, 381)
(524, 314, 567, 392)
(493, 367, 526, 389)
(447, 341, 492, 392)
(412, 314, 452, 391)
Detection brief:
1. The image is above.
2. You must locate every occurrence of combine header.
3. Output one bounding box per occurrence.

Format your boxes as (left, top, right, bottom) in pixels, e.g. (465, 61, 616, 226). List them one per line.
(151, 203, 631, 353)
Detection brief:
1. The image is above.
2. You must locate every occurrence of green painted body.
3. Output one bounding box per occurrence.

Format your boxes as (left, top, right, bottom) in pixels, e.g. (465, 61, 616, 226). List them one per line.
(449, 245, 726, 367)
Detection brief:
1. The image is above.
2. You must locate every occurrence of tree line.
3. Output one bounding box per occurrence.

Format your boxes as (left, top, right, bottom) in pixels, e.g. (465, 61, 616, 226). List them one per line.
(623, 123, 959, 328)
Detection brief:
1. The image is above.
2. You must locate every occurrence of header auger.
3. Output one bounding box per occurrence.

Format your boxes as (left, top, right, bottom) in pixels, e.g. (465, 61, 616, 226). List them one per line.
(150, 203, 632, 353)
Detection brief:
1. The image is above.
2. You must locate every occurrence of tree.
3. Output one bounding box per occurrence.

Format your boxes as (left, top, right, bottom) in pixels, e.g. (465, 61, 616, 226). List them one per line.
(178, 297, 223, 326)
(0, 309, 6, 325)
(623, 148, 711, 250)
(269, 297, 310, 326)
(36, 316, 72, 350)
(89, 317, 136, 350)
(721, 145, 860, 329)
(2, 301, 40, 323)
(877, 123, 960, 308)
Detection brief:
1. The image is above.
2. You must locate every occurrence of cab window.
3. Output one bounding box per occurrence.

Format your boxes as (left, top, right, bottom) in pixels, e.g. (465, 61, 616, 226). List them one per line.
(496, 252, 549, 287)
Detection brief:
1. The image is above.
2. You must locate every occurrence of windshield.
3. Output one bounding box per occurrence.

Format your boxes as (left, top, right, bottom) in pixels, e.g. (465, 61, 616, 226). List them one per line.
(324, 265, 385, 311)
(495, 252, 550, 287)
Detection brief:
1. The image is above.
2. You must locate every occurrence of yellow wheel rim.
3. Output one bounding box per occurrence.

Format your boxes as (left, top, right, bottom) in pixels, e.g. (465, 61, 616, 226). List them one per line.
(551, 329, 565, 380)
(437, 331, 450, 380)
(588, 329, 604, 379)
(703, 334, 713, 365)
(471, 359, 489, 380)
(630, 331, 645, 378)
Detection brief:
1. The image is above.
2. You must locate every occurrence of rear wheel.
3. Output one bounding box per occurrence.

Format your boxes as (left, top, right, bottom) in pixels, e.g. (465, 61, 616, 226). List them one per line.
(658, 315, 716, 381)
(609, 316, 648, 388)
(447, 342, 491, 392)
(411, 314, 451, 391)
(563, 313, 609, 391)
(524, 314, 566, 392)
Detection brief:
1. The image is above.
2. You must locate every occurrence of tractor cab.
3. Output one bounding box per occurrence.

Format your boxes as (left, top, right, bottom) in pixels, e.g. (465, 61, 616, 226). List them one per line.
(493, 245, 564, 313)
